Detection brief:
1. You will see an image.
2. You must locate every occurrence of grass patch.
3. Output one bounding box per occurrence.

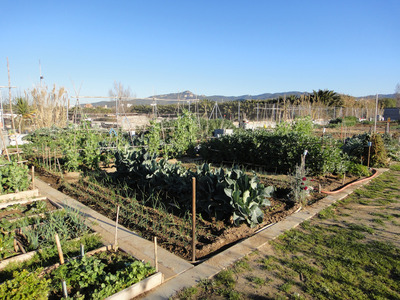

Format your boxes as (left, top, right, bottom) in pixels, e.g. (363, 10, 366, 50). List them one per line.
(215, 270, 236, 289)
(176, 287, 198, 299)
(347, 223, 375, 234)
(389, 164, 400, 171)
(318, 207, 335, 219)
(370, 212, 394, 220)
(233, 257, 252, 273)
(278, 280, 294, 293)
(372, 218, 385, 226)
(246, 275, 267, 286)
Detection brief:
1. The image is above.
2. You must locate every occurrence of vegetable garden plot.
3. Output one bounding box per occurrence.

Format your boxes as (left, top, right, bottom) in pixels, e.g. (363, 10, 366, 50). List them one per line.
(0, 204, 91, 261)
(0, 246, 160, 300)
(49, 174, 300, 260)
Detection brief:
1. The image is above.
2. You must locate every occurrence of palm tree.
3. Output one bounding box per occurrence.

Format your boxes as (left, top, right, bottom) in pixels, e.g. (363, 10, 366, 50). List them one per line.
(14, 97, 36, 133)
(311, 90, 343, 107)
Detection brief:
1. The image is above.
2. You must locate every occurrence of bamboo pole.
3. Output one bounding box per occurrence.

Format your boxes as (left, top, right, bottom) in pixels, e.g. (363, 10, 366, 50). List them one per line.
(154, 236, 158, 272)
(0, 129, 10, 161)
(55, 233, 65, 264)
(192, 177, 196, 263)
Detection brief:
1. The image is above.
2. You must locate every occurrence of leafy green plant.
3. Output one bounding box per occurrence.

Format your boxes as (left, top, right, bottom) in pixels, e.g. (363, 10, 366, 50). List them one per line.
(50, 253, 155, 299)
(0, 268, 50, 300)
(347, 162, 371, 177)
(224, 169, 274, 227)
(0, 160, 30, 194)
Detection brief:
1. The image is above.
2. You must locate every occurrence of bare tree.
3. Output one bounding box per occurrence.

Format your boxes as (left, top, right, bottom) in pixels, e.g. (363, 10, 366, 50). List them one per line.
(396, 83, 400, 107)
(108, 81, 133, 111)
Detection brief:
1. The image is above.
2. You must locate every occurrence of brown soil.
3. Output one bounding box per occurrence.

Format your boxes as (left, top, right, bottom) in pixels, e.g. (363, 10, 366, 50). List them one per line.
(34, 166, 371, 261)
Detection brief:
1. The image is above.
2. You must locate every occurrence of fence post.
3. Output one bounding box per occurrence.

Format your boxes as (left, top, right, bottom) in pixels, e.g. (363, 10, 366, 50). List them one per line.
(192, 177, 196, 263)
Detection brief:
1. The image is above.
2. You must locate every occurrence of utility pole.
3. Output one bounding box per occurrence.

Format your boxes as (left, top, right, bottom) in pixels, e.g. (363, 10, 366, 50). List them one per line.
(374, 94, 378, 133)
(7, 58, 16, 131)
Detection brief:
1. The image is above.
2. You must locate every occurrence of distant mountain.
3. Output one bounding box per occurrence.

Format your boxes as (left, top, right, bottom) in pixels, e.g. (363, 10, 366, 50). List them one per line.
(356, 94, 396, 100)
(86, 91, 397, 107)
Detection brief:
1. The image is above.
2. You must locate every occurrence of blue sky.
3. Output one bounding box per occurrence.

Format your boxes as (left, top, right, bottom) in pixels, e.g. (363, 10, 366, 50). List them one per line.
(1, 0, 399, 103)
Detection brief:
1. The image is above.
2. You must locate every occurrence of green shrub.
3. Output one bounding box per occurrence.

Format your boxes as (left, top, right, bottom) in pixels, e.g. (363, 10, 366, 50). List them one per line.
(370, 134, 388, 167)
(347, 162, 372, 177)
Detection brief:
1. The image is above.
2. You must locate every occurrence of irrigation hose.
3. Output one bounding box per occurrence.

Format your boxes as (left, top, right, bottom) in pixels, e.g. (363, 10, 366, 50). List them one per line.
(320, 168, 378, 194)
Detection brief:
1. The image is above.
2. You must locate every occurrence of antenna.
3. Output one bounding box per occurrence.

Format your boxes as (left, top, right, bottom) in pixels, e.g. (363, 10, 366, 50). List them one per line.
(39, 60, 44, 86)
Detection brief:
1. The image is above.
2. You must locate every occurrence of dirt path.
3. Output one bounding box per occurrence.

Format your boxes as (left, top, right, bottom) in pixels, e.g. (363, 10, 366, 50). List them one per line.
(173, 165, 400, 299)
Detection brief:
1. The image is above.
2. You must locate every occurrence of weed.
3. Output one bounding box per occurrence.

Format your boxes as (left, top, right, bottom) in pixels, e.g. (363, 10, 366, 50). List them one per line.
(260, 256, 278, 271)
(347, 223, 375, 234)
(318, 207, 335, 219)
(233, 257, 252, 273)
(279, 280, 294, 293)
(372, 218, 385, 226)
(389, 164, 400, 171)
(178, 287, 198, 299)
(246, 276, 267, 286)
(370, 212, 394, 220)
(215, 270, 236, 288)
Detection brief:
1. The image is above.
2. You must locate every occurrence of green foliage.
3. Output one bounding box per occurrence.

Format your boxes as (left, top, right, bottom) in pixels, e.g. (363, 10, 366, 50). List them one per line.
(114, 148, 273, 226)
(146, 120, 162, 155)
(380, 97, 397, 108)
(275, 117, 314, 135)
(370, 133, 388, 167)
(311, 89, 343, 107)
(199, 118, 236, 137)
(347, 162, 372, 177)
(224, 169, 273, 227)
(0, 269, 50, 300)
(52, 255, 106, 288)
(343, 133, 389, 167)
(50, 254, 155, 299)
(163, 110, 199, 158)
(381, 134, 400, 162)
(0, 159, 30, 194)
(289, 164, 312, 205)
(22, 207, 89, 251)
(23, 125, 125, 171)
(199, 129, 348, 175)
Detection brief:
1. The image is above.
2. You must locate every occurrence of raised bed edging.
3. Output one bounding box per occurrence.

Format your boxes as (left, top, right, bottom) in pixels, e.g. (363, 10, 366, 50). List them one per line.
(105, 272, 164, 300)
(0, 189, 39, 203)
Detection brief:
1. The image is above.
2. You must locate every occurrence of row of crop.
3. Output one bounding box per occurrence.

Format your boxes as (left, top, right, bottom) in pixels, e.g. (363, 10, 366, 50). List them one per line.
(199, 130, 348, 175)
(115, 148, 274, 227)
(199, 129, 399, 175)
(0, 203, 90, 260)
(23, 125, 128, 171)
(60, 177, 218, 258)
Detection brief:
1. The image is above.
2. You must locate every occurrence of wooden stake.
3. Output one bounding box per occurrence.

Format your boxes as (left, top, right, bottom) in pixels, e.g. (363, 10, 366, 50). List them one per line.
(31, 166, 35, 188)
(55, 233, 65, 264)
(154, 236, 158, 272)
(192, 177, 196, 263)
(14, 238, 26, 254)
(114, 205, 120, 251)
